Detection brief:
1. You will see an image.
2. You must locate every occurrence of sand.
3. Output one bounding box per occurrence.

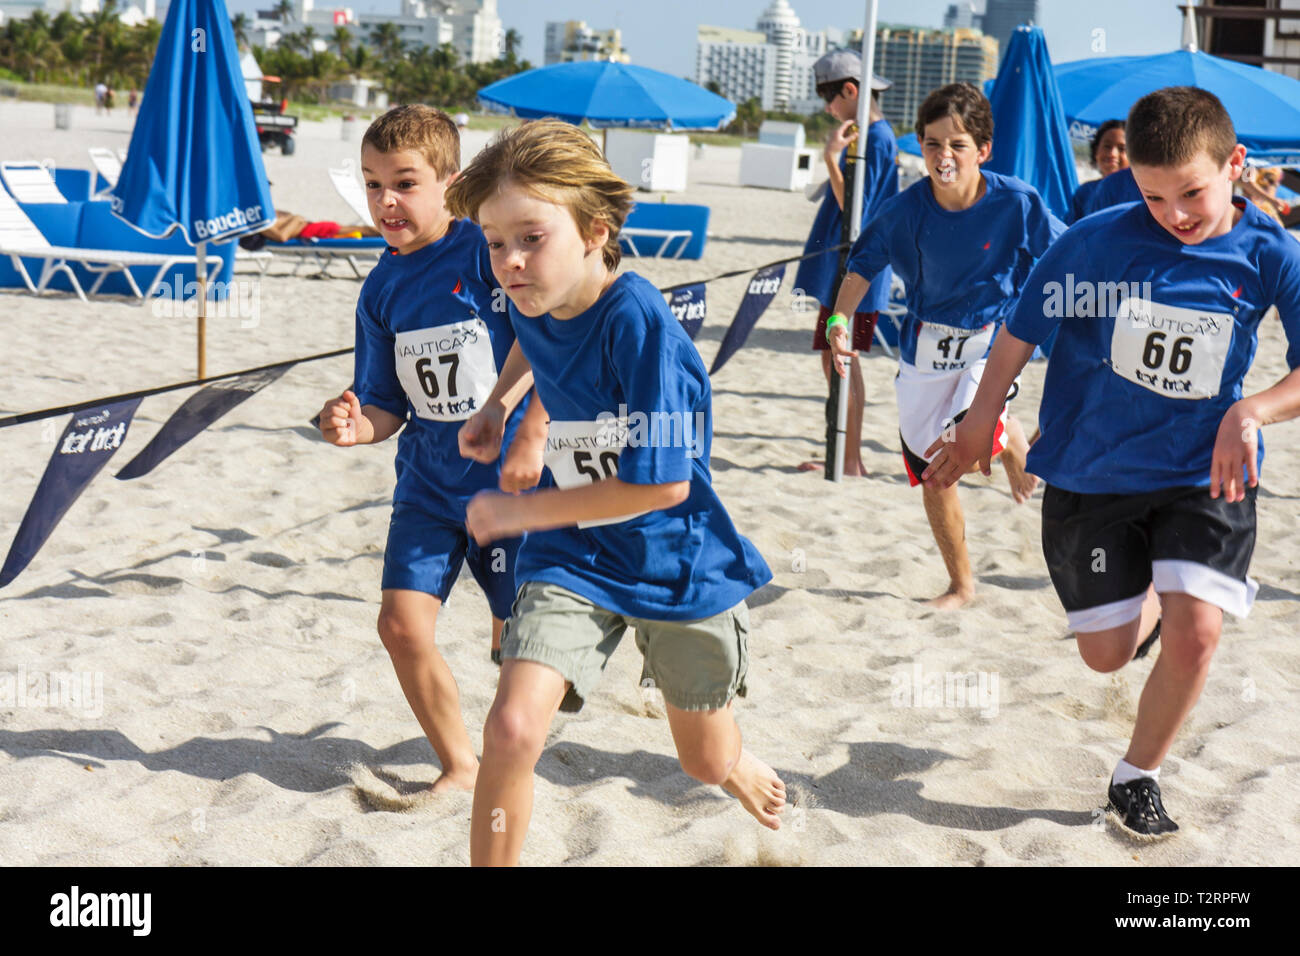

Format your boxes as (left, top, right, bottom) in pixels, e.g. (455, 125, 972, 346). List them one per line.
(1, 99, 1297, 866)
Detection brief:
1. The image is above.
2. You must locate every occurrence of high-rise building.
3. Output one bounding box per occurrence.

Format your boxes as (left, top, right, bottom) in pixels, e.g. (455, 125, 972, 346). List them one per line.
(942, 2, 982, 31)
(980, 0, 1038, 63)
(544, 20, 630, 65)
(250, 0, 503, 65)
(871, 26, 998, 130)
(696, 0, 841, 112)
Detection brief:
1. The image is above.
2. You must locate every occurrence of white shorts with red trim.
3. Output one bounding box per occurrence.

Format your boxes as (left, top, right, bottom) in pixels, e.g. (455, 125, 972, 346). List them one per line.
(895, 357, 1011, 487)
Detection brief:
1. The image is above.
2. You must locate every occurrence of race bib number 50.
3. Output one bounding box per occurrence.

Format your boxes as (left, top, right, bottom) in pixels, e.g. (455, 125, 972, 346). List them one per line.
(394, 318, 497, 421)
(1109, 298, 1233, 399)
(543, 418, 648, 529)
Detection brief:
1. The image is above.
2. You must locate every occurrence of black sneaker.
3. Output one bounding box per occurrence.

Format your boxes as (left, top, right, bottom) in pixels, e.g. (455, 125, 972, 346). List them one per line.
(1107, 776, 1179, 837)
(491, 648, 502, 667)
(1133, 618, 1161, 661)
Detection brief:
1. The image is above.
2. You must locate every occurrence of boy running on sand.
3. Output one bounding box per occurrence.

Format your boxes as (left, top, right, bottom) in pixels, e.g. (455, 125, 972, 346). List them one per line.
(449, 120, 785, 866)
(922, 87, 1300, 836)
(317, 105, 534, 792)
(828, 82, 1063, 608)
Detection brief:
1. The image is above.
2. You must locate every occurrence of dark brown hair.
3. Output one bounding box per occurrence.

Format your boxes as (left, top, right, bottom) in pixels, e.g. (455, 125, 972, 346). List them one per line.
(1126, 87, 1237, 168)
(362, 105, 460, 179)
(916, 82, 993, 147)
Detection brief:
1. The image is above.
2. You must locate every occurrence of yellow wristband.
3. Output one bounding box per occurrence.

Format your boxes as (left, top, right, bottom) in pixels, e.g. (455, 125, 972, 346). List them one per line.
(825, 313, 849, 332)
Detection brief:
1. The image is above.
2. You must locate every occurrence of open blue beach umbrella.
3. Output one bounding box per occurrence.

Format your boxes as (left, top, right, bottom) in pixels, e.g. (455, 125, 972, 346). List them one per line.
(985, 25, 1077, 222)
(478, 61, 736, 129)
(108, 0, 274, 377)
(897, 131, 920, 156)
(1054, 49, 1300, 165)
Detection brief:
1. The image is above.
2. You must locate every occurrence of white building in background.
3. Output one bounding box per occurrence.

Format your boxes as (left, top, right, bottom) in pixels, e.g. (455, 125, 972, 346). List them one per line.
(250, 0, 502, 65)
(696, 0, 841, 112)
(544, 20, 630, 65)
(0, 0, 157, 26)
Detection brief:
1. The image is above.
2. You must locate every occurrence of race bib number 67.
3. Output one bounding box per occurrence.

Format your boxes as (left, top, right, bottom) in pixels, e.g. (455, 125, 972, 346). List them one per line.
(394, 318, 497, 421)
(1109, 298, 1233, 399)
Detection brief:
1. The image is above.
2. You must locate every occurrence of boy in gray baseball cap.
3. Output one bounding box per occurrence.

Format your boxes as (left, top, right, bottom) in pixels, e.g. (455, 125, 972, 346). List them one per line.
(797, 49, 897, 476)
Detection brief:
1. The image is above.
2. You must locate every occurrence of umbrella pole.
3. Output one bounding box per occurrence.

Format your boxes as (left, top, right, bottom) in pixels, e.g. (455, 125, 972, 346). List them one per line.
(197, 240, 207, 380)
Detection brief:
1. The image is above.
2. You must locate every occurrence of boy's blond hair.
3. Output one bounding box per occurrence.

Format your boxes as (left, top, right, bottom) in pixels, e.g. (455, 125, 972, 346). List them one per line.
(446, 119, 635, 271)
(362, 105, 460, 178)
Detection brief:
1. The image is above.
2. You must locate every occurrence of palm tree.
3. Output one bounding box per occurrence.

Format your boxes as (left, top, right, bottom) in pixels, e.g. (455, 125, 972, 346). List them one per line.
(273, 0, 294, 25)
(368, 22, 404, 64)
(503, 27, 521, 58)
(330, 25, 353, 60)
(231, 13, 251, 51)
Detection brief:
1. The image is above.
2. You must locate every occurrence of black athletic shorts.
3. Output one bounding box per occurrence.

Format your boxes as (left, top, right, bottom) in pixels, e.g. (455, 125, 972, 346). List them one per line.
(1041, 483, 1258, 632)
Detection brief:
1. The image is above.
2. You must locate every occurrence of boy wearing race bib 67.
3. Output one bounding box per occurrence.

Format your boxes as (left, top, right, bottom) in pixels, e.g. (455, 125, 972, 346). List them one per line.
(828, 83, 1064, 609)
(316, 106, 536, 794)
(448, 120, 785, 866)
(921, 87, 1300, 837)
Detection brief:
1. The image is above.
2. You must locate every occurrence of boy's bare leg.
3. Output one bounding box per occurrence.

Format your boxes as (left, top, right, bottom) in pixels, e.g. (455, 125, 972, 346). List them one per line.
(998, 413, 1039, 504)
(1074, 586, 1164, 674)
(471, 660, 568, 866)
(377, 589, 479, 793)
(1124, 592, 1221, 770)
(920, 481, 975, 609)
(664, 701, 785, 830)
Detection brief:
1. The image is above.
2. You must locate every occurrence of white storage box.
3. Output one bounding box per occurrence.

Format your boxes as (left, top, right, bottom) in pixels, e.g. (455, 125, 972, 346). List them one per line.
(604, 130, 690, 192)
(739, 143, 817, 191)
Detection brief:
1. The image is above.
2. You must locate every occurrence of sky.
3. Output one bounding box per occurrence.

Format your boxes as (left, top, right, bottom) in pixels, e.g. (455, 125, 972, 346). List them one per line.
(228, 0, 1187, 79)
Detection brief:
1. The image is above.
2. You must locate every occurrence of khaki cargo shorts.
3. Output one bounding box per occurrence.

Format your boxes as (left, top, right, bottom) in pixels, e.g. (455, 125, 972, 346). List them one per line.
(500, 581, 751, 713)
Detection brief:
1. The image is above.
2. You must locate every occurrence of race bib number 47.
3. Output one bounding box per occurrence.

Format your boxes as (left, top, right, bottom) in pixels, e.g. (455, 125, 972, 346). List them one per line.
(394, 318, 497, 421)
(914, 322, 994, 373)
(543, 419, 648, 529)
(1109, 298, 1233, 399)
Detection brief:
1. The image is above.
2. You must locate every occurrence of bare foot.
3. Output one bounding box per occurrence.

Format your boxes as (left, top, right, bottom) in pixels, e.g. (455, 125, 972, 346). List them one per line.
(797, 459, 869, 477)
(1000, 419, 1039, 504)
(722, 750, 786, 830)
(429, 765, 478, 794)
(926, 586, 974, 610)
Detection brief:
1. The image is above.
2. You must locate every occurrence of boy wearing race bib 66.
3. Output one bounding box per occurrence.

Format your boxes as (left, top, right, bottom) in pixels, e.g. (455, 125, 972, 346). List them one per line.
(316, 106, 536, 794)
(448, 120, 785, 866)
(921, 88, 1300, 837)
(827, 83, 1064, 609)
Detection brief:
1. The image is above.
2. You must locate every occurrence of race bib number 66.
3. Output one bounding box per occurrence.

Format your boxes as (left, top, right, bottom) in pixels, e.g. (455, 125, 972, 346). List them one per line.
(1109, 298, 1233, 399)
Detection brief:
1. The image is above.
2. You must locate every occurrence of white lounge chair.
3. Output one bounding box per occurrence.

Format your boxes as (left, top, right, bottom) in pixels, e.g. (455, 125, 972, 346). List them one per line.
(0, 161, 67, 203)
(328, 165, 373, 225)
(618, 227, 694, 259)
(87, 147, 123, 197)
(0, 188, 221, 303)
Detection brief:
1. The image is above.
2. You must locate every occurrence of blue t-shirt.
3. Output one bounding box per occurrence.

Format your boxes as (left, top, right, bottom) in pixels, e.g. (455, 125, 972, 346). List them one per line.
(793, 119, 899, 312)
(1067, 177, 1103, 225)
(508, 272, 772, 621)
(353, 218, 524, 518)
(1078, 166, 1143, 220)
(845, 169, 1065, 367)
(1006, 198, 1300, 494)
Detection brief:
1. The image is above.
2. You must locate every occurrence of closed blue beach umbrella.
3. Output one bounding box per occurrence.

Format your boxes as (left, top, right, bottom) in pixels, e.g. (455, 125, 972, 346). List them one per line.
(109, 0, 275, 377)
(985, 25, 1077, 222)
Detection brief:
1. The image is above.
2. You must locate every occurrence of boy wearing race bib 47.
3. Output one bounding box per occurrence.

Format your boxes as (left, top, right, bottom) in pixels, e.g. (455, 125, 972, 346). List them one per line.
(922, 87, 1300, 837)
(827, 83, 1065, 609)
(448, 120, 785, 866)
(316, 106, 537, 794)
